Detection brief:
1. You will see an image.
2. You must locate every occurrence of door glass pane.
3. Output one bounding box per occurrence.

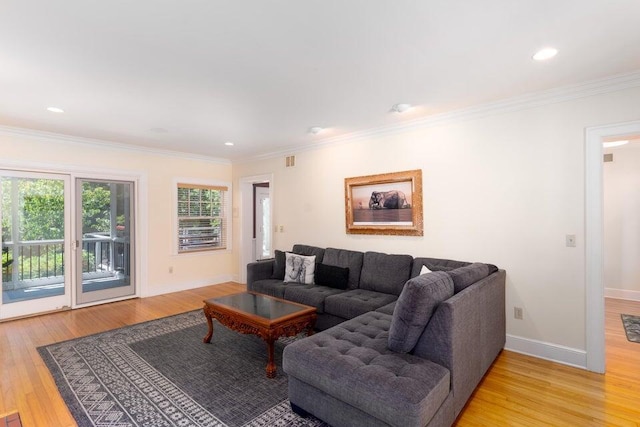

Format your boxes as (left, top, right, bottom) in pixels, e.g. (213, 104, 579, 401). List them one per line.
(79, 180, 133, 301)
(261, 196, 271, 258)
(2, 177, 65, 303)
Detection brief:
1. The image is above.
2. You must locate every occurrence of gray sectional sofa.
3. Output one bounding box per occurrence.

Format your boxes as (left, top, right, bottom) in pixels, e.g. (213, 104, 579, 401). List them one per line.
(246, 244, 506, 427)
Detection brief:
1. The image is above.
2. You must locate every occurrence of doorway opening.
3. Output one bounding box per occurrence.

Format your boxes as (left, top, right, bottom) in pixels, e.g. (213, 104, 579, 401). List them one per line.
(585, 120, 640, 373)
(239, 174, 273, 284)
(602, 135, 640, 302)
(0, 168, 140, 320)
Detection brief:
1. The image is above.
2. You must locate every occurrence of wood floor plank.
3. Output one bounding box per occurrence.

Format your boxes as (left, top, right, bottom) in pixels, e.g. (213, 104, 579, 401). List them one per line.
(1, 285, 639, 426)
(456, 297, 640, 426)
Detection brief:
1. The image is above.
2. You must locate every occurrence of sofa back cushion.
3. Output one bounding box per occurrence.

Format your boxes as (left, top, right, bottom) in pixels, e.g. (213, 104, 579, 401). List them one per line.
(360, 251, 413, 295)
(322, 247, 364, 289)
(291, 244, 325, 263)
(388, 271, 454, 353)
(411, 257, 471, 278)
(447, 262, 490, 293)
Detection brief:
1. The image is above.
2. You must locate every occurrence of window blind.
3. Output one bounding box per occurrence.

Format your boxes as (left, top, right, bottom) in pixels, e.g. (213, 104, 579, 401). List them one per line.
(177, 183, 228, 252)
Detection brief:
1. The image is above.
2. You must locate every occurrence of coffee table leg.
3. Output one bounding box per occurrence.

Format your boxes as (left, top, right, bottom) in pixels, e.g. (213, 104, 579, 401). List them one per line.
(266, 337, 276, 378)
(203, 307, 214, 343)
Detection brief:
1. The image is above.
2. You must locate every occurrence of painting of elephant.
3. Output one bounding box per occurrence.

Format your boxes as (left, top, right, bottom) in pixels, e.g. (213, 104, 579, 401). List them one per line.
(368, 190, 410, 209)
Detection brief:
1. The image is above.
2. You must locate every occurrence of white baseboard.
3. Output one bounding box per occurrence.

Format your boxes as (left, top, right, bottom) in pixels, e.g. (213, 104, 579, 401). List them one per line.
(505, 334, 587, 370)
(142, 274, 239, 298)
(605, 287, 640, 302)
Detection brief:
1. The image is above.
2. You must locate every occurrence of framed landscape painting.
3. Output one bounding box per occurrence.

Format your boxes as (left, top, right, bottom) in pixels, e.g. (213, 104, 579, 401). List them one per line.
(344, 169, 423, 236)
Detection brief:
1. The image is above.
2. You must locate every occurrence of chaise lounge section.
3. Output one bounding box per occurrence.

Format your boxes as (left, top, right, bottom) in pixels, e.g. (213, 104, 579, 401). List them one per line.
(246, 244, 506, 427)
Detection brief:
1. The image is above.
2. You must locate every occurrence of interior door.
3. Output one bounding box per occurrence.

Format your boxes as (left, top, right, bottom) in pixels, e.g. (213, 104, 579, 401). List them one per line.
(0, 170, 71, 320)
(255, 186, 271, 260)
(76, 179, 135, 305)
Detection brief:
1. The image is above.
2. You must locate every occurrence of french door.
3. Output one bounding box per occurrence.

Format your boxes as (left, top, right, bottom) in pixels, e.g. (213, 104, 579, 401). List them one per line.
(0, 171, 137, 320)
(0, 170, 72, 319)
(76, 179, 135, 305)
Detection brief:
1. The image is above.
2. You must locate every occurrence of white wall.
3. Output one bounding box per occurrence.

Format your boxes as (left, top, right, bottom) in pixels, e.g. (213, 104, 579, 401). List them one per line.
(0, 130, 235, 297)
(604, 142, 640, 300)
(233, 85, 640, 367)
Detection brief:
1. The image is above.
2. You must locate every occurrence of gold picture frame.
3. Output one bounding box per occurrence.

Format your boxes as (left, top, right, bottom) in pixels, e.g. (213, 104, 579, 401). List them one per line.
(345, 169, 423, 236)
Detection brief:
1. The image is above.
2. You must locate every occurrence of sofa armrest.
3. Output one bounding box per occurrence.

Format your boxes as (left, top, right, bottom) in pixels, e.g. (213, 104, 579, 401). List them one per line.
(412, 269, 506, 417)
(246, 259, 275, 288)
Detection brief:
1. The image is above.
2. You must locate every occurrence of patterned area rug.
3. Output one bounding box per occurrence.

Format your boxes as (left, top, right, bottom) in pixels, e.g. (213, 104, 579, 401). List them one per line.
(38, 310, 328, 427)
(621, 314, 640, 343)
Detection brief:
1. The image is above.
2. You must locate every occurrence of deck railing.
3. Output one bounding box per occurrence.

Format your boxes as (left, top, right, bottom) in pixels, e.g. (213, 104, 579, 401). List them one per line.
(2, 235, 129, 289)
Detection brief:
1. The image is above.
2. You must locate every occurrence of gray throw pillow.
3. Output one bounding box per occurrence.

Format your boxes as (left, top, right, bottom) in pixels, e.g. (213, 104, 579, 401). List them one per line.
(388, 271, 454, 353)
(447, 263, 490, 293)
(270, 250, 286, 280)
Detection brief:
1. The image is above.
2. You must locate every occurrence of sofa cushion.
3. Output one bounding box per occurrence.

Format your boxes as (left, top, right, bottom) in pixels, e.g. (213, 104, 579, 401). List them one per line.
(270, 249, 286, 280)
(322, 247, 364, 290)
(283, 312, 450, 427)
(250, 279, 304, 298)
(325, 289, 398, 320)
(411, 257, 471, 278)
(284, 285, 346, 313)
(284, 253, 316, 284)
(360, 251, 413, 296)
(315, 263, 349, 290)
(375, 301, 397, 315)
(291, 244, 325, 263)
(447, 263, 490, 293)
(388, 272, 454, 353)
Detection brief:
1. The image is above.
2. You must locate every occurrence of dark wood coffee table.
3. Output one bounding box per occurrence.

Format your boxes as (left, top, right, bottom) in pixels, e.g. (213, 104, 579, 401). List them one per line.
(203, 292, 317, 378)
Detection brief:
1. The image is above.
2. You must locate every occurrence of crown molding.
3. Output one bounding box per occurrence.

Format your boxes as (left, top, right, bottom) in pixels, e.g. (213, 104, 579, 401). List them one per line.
(237, 69, 640, 164)
(0, 125, 232, 165)
(3, 69, 639, 166)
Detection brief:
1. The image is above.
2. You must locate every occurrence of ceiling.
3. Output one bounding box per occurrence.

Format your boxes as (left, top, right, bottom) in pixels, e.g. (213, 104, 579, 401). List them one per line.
(1, 1, 640, 162)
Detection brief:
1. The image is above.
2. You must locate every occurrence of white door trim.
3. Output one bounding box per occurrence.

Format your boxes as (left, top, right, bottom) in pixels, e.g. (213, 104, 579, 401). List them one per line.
(585, 119, 640, 373)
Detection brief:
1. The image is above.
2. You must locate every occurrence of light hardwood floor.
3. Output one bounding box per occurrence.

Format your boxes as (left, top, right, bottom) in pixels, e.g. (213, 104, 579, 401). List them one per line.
(1, 284, 639, 426)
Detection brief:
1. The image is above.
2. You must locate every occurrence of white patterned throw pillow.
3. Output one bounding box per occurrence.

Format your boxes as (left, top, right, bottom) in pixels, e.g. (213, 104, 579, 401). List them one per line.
(284, 253, 316, 284)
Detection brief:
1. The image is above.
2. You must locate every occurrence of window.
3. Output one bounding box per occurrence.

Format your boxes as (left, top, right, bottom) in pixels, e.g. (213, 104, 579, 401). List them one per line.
(177, 183, 228, 253)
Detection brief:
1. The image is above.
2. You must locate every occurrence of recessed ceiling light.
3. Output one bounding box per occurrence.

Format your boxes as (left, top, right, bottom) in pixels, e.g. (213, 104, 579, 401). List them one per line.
(47, 107, 65, 113)
(390, 103, 411, 113)
(602, 140, 629, 148)
(224, 141, 234, 146)
(309, 127, 324, 135)
(532, 47, 558, 61)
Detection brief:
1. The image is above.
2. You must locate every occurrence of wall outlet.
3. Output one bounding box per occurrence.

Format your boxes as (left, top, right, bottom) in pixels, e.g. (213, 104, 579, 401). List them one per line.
(566, 234, 576, 247)
(168, 266, 174, 274)
(514, 307, 523, 320)
(279, 225, 284, 232)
